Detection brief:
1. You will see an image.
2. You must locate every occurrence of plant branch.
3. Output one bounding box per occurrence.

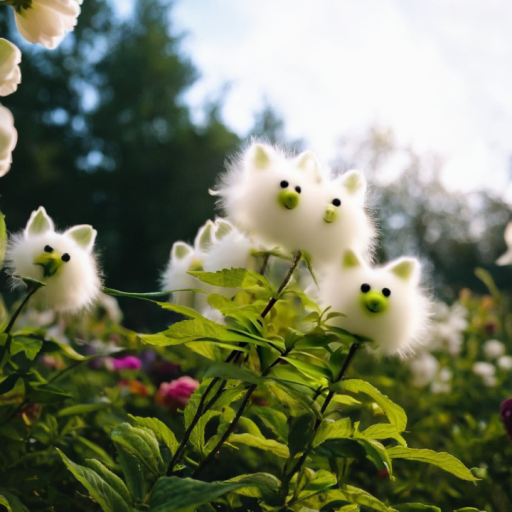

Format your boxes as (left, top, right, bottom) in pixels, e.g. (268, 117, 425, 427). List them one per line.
(4, 284, 40, 335)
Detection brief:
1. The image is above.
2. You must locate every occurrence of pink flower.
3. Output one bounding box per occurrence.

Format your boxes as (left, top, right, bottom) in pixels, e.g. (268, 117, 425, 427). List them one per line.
(156, 376, 199, 409)
(112, 356, 142, 371)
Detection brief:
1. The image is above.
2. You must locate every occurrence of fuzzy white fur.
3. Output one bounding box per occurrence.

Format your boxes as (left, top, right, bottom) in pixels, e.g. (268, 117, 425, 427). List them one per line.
(318, 250, 431, 356)
(215, 143, 376, 268)
(7, 206, 101, 312)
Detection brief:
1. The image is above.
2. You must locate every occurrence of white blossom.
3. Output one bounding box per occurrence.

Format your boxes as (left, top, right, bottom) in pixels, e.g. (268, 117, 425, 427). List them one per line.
(0, 39, 21, 96)
(0, 103, 17, 177)
(483, 339, 505, 359)
(409, 352, 439, 387)
(431, 367, 452, 394)
(6, 206, 101, 312)
(14, 0, 80, 50)
(472, 361, 497, 386)
(498, 355, 512, 371)
(430, 301, 468, 355)
(496, 221, 512, 266)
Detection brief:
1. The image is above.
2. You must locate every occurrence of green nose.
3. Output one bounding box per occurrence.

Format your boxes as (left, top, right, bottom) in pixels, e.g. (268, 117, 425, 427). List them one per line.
(34, 252, 63, 278)
(278, 190, 300, 210)
(324, 204, 338, 223)
(360, 291, 388, 315)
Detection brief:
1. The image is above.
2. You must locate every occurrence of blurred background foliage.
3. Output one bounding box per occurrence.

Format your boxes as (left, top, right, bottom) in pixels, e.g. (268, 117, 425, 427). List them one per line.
(1, 0, 512, 331)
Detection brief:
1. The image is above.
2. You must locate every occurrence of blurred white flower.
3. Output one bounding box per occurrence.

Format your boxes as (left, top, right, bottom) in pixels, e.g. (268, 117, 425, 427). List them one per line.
(472, 361, 497, 386)
(496, 221, 512, 266)
(0, 39, 21, 96)
(0, 103, 17, 177)
(483, 339, 505, 359)
(14, 0, 80, 50)
(96, 292, 123, 324)
(430, 366, 452, 394)
(498, 355, 512, 371)
(430, 301, 468, 355)
(409, 352, 439, 387)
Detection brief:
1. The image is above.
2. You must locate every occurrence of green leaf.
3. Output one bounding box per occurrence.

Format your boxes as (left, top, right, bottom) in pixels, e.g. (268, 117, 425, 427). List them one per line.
(188, 268, 271, 291)
(289, 413, 315, 457)
(228, 433, 290, 458)
(225, 473, 281, 504)
(111, 423, 166, 477)
(301, 251, 318, 288)
(357, 439, 393, 476)
(0, 373, 22, 395)
(25, 383, 72, 404)
(157, 302, 206, 319)
(249, 405, 288, 442)
(10, 337, 43, 361)
(57, 449, 132, 512)
(129, 415, 179, 455)
(57, 402, 111, 417)
(103, 287, 206, 301)
(386, 447, 479, 481)
(334, 379, 407, 432)
(281, 356, 333, 381)
(149, 475, 279, 512)
(0, 210, 6, 270)
(184, 379, 217, 429)
(355, 423, 407, 446)
(116, 447, 145, 502)
(204, 363, 262, 385)
(265, 379, 323, 419)
(313, 418, 353, 448)
(75, 436, 116, 467)
(0, 489, 29, 512)
(331, 395, 361, 406)
(297, 469, 337, 499)
(85, 459, 132, 507)
(453, 509, 486, 512)
(475, 267, 500, 299)
(393, 505, 441, 512)
(344, 485, 395, 512)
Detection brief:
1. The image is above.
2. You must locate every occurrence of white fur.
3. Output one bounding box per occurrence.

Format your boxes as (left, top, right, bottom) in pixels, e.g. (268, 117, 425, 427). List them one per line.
(215, 142, 376, 268)
(318, 250, 431, 356)
(6, 206, 101, 312)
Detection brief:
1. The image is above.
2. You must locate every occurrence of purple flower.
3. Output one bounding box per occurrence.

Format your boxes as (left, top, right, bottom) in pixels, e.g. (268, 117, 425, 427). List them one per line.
(156, 376, 199, 409)
(500, 398, 512, 438)
(112, 356, 142, 371)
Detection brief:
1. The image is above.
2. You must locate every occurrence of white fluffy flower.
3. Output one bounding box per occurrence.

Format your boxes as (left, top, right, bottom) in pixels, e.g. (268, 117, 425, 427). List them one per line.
(431, 367, 452, 394)
(483, 339, 505, 359)
(409, 351, 439, 387)
(14, 0, 80, 50)
(498, 355, 512, 371)
(472, 361, 497, 386)
(214, 143, 375, 267)
(0, 103, 17, 177)
(496, 221, 512, 266)
(318, 250, 431, 356)
(6, 206, 101, 312)
(0, 39, 21, 96)
(430, 301, 468, 355)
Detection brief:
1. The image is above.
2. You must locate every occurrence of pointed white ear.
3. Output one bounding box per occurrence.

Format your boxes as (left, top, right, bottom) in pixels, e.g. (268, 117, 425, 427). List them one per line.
(245, 143, 276, 171)
(25, 206, 54, 238)
(339, 170, 367, 199)
(172, 241, 192, 261)
(65, 225, 97, 252)
(194, 220, 214, 251)
(342, 249, 363, 269)
(214, 219, 233, 241)
(295, 151, 322, 183)
(387, 257, 421, 284)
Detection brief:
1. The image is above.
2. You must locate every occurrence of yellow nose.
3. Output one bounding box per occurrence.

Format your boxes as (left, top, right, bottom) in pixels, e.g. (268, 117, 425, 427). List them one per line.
(324, 205, 338, 223)
(34, 252, 63, 278)
(278, 190, 300, 210)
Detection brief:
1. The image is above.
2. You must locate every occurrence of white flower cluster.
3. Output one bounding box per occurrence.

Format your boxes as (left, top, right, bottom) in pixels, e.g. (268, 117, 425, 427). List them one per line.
(0, 1, 82, 178)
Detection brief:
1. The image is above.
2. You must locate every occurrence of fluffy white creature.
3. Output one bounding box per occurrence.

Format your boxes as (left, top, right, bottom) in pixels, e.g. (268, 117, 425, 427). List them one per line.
(318, 250, 430, 356)
(214, 142, 375, 267)
(161, 220, 214, 309)
(7, 206, 101, 312)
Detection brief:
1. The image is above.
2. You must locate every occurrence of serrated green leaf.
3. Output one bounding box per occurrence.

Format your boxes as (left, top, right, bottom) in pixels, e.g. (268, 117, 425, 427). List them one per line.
(386, 447, 479, 481)
(249, 405, 288, 442)
(157, 301, 206, 319)
(334, 379, 407, 432)
(228, 433, 290, 458)
(355, 423, 407, 446)
(313, 418, 353, 448)
(344, 485, 395, 512)
(204, 363, 262, 385)
(10, 337, 43, 361)
(57, 449, 132, 512)
(188, 268, 272, 291)
(281, 356, 333, 381)
(129, 415, 179, 455)
(85, 459, 132, 507)
(111, 423, 165, 477)
(0, 489, 29, 512)
(393, 505, 441, 512)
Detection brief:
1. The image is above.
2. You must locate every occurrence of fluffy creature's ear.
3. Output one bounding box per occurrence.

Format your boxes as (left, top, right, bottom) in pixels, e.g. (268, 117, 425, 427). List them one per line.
(25, 206, 54, 238)
(294, 151, 322, 183)
(172, 241, 192, 261)
(342, 249, 363, 269)
(339, 170, 367, 199)
(387, 257, 420, 284)
(246, 143, 276, 171)
(65, 225, 97, 252)
(194, 220, 214, 251)
(214, 219, 233, 241)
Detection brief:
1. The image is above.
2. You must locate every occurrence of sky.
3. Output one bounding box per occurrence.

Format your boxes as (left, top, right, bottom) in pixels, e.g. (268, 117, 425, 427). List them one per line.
(116, 0, 512, 196)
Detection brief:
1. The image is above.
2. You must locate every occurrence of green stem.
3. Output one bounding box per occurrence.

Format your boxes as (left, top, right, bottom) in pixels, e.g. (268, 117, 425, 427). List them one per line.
(4, 285, 40, 335)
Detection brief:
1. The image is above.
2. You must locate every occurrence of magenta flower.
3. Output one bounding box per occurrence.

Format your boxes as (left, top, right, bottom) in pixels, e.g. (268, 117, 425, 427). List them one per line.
(156, 376, 199, 409)
(500, 398, 512, 439)
(112, 356, 142, 371)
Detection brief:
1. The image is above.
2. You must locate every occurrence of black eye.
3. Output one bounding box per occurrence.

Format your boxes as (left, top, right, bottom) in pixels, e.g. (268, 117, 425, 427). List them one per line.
(361, 283, 370, 293)
(280, 180, 289, 188)
(295, 186, 301, 193)
(44, 245, 53, 253)
(332, 198, 341, 207)
(61, 253, 71, 262)
(382, 288, 391, 297)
